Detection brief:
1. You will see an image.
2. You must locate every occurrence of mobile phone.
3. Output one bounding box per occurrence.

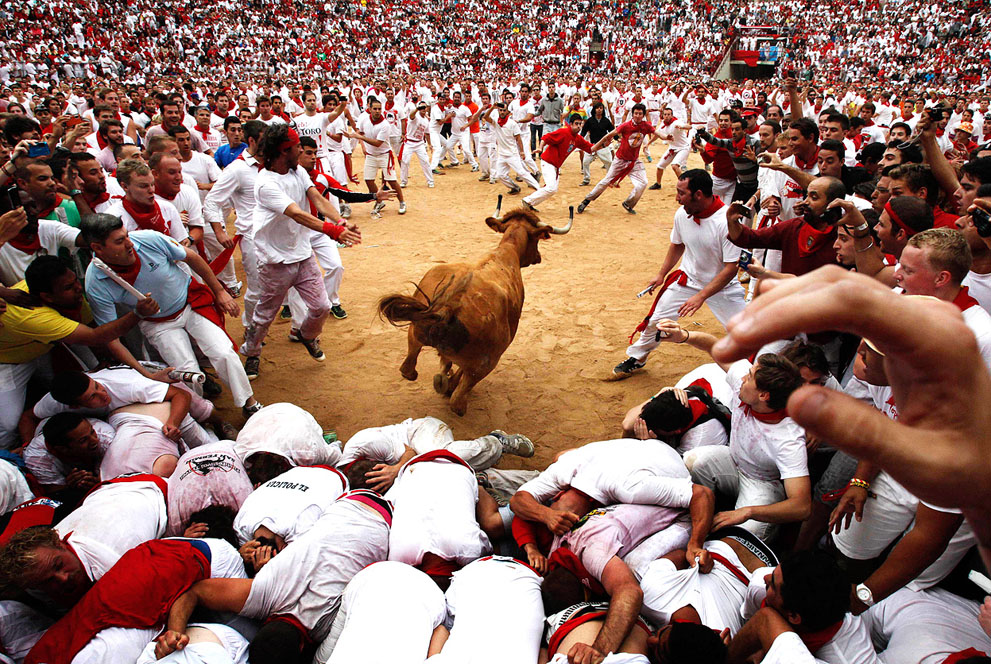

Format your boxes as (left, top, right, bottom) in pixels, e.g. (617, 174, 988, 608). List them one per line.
(65, 117, 83, 129)
(736, 204, 754, 220)
(821, 207, 844, 225)
(0, 185, 22, 216)
(739, 250, 754, 269)
(27, 142, 50, 158)
(972, 207, 991, 238)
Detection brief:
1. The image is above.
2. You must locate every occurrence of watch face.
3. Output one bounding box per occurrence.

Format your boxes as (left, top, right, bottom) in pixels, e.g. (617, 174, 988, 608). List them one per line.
(856, 586, 872, 602)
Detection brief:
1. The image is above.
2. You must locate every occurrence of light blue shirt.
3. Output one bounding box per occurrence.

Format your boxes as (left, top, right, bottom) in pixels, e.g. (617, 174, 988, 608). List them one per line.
(85, 230, 191, 325)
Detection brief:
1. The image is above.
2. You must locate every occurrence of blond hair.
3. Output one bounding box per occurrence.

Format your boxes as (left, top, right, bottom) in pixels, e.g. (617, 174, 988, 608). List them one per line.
(907, 227, 972, 284)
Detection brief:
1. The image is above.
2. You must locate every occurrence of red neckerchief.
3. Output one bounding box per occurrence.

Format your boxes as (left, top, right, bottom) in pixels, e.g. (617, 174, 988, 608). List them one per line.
(498, 115, 509, 126)
(95, 132, 108, 150)
(7, 231, 41, 254)
(689, 196, 725, 224)
(385, 100, 394, 110)
(84, 190, 110, 208)
(794, 146, 819, 171)
(742, 403, 788, 424)
(662, 118, 675, 127)
(798, 620, 844, 653)
(732, 136, 748, 157)
(797, 221, 834, 257)
(953, 286, 980, 312)
(39, 123, 53, 135)
(370, 115, 384, 125)
(197, 126, 212, 140)
(109, 251, 142, 285)
(121, 197, 167, 234)
(943, 649, 991, 664)
(37, 196, 63, 219)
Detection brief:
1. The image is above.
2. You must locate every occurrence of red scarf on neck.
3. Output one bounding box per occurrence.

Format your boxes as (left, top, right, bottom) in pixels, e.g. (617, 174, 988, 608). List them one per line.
(742, 403, 788, 424)
(796, 221, 834, 257)
(84, 190, 111, 208)
(95, 131, 109, 150)
(109, 251, 142, 285)
(121, 197, 167, 234)
(36, 195, 62, 220)
(7, 230, 41, 254)
(953, 286, 980, 312)
(197, 126, 212, 141)
(498, 115, 509, 126)
(794, 146, 819, 171)
(798, 620, 844, 653)
(689, 196, 725, 224)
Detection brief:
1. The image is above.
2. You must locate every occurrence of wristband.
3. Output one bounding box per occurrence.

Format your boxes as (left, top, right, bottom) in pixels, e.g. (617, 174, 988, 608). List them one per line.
(849, 478, 871, 491)
(322, 221, 344, 241)
(853, 222, 869, 232)
(855, 241, 875, 252)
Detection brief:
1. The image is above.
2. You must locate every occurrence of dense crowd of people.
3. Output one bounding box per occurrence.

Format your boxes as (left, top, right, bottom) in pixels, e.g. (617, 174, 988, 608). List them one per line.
(0, 0, 991, 661)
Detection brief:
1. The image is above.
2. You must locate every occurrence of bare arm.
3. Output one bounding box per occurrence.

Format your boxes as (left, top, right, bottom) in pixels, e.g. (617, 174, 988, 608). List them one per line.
(744, 476, 812, 523)
(584, 558, 643, 659)
(918, 116, 961, 203)
(509, 490, 579, 536)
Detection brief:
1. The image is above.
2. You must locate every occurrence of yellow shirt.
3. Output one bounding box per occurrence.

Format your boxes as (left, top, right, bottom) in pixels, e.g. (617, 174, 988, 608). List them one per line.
(0, 281, 92, 364)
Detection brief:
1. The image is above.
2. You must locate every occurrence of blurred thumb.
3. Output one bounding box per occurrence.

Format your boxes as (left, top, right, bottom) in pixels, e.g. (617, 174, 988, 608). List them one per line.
(788, 385, 906, 465)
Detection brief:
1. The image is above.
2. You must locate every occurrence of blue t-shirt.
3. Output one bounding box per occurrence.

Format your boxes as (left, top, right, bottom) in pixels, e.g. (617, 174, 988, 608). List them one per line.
(85, 230, 191, 325)
(214, 142, 247, 169)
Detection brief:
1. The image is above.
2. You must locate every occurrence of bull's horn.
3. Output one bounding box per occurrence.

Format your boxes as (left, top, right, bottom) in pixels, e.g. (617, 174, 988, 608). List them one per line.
(537, 205, 574, 235)
(493, 194, 503, 220)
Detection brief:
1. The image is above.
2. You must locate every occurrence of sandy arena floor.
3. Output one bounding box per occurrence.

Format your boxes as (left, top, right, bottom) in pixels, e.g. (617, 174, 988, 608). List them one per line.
(219, 148, 725, 471)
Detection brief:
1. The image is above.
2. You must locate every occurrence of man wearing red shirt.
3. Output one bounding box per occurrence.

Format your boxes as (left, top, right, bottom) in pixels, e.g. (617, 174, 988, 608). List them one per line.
(697, 109, 738, 201)
(727, 176, 847, 277)
(522, 113, 593, 212)
(577, 103, 662, 215)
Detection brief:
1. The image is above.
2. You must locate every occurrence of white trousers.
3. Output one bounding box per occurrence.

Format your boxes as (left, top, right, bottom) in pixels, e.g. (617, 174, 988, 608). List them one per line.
(0, 355, 52, 448)
(627, 281, 746, 362)
(290, 235, 344, 324)
(433, 557, 544, 664)
(477, 143, 497, 177)
(833, 470, 918, 561)
(684, 445, 786, 541)
(199, 225, 237, 289)
(324, 152, 348, 185)
(587, 158, 648, 209)
(139, 305, 253, 408)
(523, 161, 561, 207)
(581, 147, 613, 180)
(712, 175, 737, 201)
(495, 152, 538, 190)
(430, 131, 458, 169)
(239, 235, 260, 329)
(399, 141, 433, 186)
(457, 132, 477, 167)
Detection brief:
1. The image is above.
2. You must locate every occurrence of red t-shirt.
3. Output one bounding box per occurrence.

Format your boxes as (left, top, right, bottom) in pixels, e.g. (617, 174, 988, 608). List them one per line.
(614, 120, 655, 161)
(541, 126, 594, 168)
(732, 217, 838, 276)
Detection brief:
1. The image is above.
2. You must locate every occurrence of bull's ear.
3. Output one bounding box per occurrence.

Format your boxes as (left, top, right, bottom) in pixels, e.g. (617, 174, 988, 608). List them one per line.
(485, 217, 507, 233)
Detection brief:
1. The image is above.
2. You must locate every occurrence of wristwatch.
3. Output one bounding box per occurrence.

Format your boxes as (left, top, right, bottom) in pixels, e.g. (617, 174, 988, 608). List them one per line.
(68, 189, 82, 197)
(855, 583, 875, 607)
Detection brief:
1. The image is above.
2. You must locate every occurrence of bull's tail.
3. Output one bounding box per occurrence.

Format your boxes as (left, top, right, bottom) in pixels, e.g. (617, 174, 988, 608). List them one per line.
(378, 275, 472, 352)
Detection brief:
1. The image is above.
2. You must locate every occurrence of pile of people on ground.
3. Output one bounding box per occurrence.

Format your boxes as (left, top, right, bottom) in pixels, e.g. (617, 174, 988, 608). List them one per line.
(2, 48, 991, 664)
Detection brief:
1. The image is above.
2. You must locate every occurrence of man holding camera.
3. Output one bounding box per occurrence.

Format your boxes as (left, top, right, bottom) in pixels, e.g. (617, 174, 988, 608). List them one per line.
(727, 175, 846, 277)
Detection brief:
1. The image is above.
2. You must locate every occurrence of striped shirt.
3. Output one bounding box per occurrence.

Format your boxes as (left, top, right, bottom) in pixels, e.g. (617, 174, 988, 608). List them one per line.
(698, 130, 760, 185)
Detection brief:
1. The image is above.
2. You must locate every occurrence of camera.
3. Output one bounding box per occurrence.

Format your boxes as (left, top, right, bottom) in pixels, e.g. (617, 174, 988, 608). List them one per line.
(27, 142, 50, 158)
(0, 185, 22, 216)
(973, 207, 991, 238)
(926, 106, 949, 122)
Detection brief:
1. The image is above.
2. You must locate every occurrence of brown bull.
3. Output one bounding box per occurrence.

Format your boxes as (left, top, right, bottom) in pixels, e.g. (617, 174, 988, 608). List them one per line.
(378, 197, 573, 415)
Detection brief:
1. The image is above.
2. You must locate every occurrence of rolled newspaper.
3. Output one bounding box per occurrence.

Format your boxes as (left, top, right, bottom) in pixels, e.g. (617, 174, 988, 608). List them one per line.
(90, 257, 147, 300)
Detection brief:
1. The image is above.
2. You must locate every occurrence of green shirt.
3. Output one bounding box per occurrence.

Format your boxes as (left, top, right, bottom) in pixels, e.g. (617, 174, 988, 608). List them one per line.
(41, 198, 81, 228)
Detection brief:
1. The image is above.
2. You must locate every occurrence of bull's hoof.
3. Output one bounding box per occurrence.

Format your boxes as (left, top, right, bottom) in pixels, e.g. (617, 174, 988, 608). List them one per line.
(401, 368, 418, 381)
(450, 401, 467, 417)
(433, 373, 449, 394)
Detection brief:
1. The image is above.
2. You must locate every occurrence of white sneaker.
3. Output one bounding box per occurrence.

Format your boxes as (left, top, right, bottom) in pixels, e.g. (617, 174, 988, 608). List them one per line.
(372, 201, 386, 215)
(400, 181, 408, 187)
(398, 202, 407, 215)
(341, 204, 352, 219)
(428, 182, 435, 188)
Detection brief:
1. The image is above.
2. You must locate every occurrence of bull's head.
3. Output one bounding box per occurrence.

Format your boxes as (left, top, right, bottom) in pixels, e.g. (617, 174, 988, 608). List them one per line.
(485, 195, 574, 267)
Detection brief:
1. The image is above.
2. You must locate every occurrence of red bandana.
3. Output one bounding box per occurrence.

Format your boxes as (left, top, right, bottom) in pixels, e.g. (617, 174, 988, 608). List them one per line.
(884, 201, 918, 238)
(84, 191, 111, 208)
(798, 620, 844, 653)
(36, 195, 63, 219)
(689, 196, 725, 224)
(121, 197, 167, 234)
(109, 251, 142, 285)
(197, 126, 212, 141)
(7, 231, 41, 254)
(742, 404, 788, 424)
(95, 131, 109, 150)
(796, 221, 834, 257)
(953, 286, 980, 312)
(794, 146, 819, 171)
(498, 116, 509, 126)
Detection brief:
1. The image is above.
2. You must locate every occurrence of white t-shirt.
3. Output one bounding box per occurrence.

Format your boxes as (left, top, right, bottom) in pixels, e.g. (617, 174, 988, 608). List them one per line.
(356, 116, 392, 156)
(960, 300, 991, 369)
(135, 623, 249, 664)
(234, 465, 347, 544)
(510, 98, 535, 127)
(725, 360, 808, 482)
(381, 101, 409, 139)
(451, 104, 473, 136)
(518, 439, 693, 509)
(0, 460, 33, 514)
(167, 441, 253, 536)
(55, 478, 168, 582)
(240, 498, 390, 642)
(252, 166, 315, 265)
(294, 112, 333, 157)
(0, 221, 79, 286)
(492, 117, 524, 157)
(386, 454, 491, 567)
(156, 183, 204, 228)
(963, 272, 991, 313)
(669, 203, 741, 290)
(33, 367, 170, 420)
(405, 113, 430, 144)
(321, 561, 447, 664)
(181, 153, 222, 202)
